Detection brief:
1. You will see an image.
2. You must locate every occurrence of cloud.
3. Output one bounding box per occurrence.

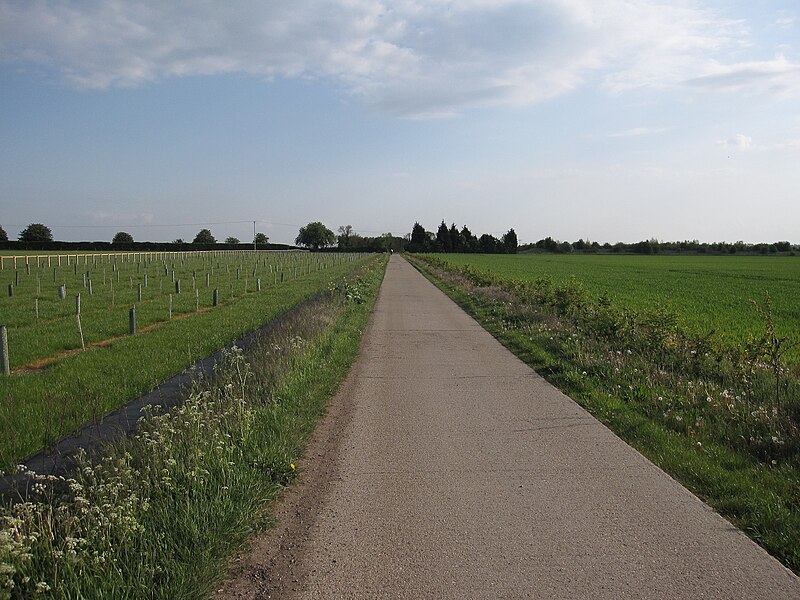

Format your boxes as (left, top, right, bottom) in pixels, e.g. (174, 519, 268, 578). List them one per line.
(716, 134, 753, 150)
(0, 0, 775, 116)
(772, 12, 796, 30)
(687, 55, 800, 96)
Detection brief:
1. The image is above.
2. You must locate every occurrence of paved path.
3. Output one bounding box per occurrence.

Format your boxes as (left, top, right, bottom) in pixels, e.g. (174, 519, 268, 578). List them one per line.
(220, 255, 800, 599)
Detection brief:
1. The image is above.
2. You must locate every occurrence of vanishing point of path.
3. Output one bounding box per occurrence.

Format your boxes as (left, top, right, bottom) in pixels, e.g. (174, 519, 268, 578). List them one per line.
(219, 255, 800, 599)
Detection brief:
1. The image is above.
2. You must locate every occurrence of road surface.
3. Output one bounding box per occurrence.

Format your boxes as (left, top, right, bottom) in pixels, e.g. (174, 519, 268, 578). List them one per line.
(218, 255, 800, 599)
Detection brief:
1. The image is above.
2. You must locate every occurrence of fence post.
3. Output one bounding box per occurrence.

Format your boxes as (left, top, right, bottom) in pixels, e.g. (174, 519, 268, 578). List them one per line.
(1, 325, 9, 376)
(213, 288, 219, 307)
(76, 295, 85, 350)
(129, 307, 136, 335)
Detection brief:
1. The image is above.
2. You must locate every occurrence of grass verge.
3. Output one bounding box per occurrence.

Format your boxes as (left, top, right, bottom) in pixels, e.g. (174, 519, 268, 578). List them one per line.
(0, 255, 387, 598)
(406, 254, 800, 575)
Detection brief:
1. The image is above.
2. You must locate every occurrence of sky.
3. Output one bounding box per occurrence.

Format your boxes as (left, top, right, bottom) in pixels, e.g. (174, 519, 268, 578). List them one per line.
(1, 1, 799, 246)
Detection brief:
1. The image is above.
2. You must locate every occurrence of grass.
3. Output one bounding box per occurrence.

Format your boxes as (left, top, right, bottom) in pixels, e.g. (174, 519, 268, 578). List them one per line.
(435, 253, 800, 362)
(408, 253, 800, 574)
(0, 254, 387, 598)
(0, 251, 374, 468)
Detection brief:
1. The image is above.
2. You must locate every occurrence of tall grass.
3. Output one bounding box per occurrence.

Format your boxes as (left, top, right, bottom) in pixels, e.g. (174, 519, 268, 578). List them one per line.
(0, 256, 386, 598)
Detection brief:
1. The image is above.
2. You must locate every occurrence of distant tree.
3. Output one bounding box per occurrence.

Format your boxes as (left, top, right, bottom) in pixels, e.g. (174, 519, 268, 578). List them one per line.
(559, 241, 573, 253)
(295, 222, 335, 250)
(478, 233, 498, 253)
(378, 232, 406, 252)
(0, 224, 7, 242)
(338, 225, 354, 249)
(502, 228, 518, 254)
(224, 236, 240, 245)
(173, 238, 185, 244)
(112, 231, 134, 244)
(537, 236, 559, 252)
(460, 225, 476, 252)
(193, 229, 216, 244)
(436, 221, 452, 252)
(408, 222, 428, 252)
(19, 223, 53, 242)
(254, 232, 269, 247)
(448, 223, 462, 252)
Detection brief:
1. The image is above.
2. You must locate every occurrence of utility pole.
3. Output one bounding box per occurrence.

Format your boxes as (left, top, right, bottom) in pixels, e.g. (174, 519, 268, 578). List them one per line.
(253, 220, 257, 251)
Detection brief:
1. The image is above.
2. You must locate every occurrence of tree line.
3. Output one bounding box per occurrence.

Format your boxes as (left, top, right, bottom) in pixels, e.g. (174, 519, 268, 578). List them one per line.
(406, 221, 518, 254)
(4, 221, 794, 255)
(1, 223, 270, 247)
(526, 237, 797, 255)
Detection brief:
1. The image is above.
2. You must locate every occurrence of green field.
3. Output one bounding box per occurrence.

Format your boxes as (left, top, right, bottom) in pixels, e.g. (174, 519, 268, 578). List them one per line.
(1, 250, 336, 369)
(0, 250, 374, 467)
(432, 253, 800, 361)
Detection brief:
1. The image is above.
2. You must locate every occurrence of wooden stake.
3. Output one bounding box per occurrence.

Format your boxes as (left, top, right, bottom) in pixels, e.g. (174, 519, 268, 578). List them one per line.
(1, 325, 9, 376)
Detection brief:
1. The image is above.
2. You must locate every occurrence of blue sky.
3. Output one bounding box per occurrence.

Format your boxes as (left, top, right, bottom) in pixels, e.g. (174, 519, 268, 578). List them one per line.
(1, 1, 799, 245)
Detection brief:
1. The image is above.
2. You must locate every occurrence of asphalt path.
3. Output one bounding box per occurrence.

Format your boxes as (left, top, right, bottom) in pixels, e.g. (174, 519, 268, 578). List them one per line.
(218, 255, 800, 599)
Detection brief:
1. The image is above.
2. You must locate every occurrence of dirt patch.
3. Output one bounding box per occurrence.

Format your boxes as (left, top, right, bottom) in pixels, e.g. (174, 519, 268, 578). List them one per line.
(13, 306, 215, 374)
(213, 329, 365, 599)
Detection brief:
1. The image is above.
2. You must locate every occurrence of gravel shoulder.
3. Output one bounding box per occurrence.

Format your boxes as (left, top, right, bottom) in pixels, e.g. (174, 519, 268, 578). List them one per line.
(216, 255, 800, 599)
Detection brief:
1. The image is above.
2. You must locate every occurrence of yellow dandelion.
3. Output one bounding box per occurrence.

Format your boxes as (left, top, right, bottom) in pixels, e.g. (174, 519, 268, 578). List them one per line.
(290, 463, 295, 471)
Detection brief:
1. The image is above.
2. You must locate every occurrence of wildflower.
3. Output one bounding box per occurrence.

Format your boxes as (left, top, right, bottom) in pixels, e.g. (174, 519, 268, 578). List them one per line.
(290, 463, 296, 471)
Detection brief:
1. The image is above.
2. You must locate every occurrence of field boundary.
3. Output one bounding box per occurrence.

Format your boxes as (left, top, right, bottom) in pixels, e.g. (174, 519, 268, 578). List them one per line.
(0, 290, 326, 499)
(0, 249, 306, 271)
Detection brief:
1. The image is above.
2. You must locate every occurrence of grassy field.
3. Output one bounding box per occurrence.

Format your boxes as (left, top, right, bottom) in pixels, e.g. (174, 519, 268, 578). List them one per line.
(434, 253, 800, 361)
(0, 256, 388, 597)
(0, 250, 373, 467)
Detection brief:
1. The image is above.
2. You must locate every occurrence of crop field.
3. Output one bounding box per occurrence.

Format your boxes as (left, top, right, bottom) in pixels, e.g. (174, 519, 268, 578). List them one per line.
(0, 250, 375, 467)
(433, 253, 800, 362)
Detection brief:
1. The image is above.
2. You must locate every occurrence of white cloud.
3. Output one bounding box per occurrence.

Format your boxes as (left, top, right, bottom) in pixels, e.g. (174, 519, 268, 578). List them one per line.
(688, 55, 800, 96)
(716, 134, 753, 150)
(0, 0, 779, 116)
(772, 11, 796, 30)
